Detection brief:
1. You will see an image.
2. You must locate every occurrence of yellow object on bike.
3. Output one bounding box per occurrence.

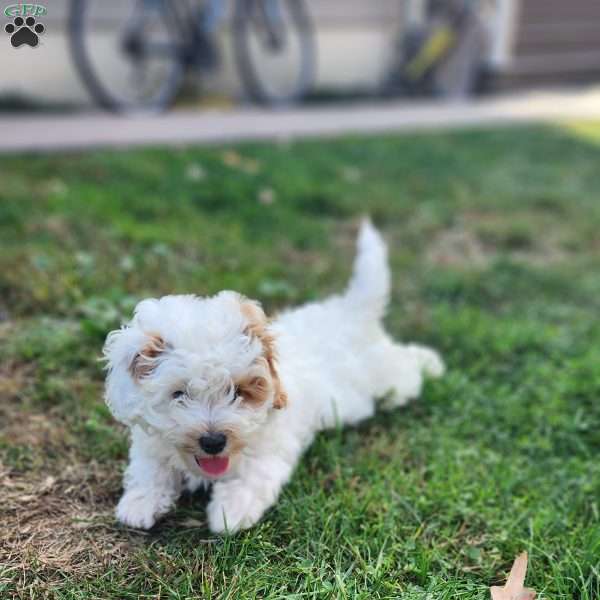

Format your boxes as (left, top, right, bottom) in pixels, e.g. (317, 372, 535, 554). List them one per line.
(405, 26, 455, 80)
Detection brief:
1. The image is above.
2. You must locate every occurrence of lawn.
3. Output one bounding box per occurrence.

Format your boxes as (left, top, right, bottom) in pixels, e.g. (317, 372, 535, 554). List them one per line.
(1, 123, 600, 599)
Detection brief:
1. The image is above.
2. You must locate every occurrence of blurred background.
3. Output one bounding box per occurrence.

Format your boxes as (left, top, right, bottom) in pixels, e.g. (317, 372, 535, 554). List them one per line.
(3, 2, 600, 598)
(2, 0, 599, 115)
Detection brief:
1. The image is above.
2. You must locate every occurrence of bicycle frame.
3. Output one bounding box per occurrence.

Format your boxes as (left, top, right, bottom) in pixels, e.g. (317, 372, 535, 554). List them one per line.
(127, 0, 285, 64)
(122, 0, 216, 66)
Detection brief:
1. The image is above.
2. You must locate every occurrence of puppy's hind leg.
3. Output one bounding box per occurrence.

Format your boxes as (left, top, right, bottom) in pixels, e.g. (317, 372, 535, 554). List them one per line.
(369, 340, 444, 410)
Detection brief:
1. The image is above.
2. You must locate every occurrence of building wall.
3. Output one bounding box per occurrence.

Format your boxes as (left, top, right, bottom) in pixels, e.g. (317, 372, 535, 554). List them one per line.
(0, 0, 404, 106)
(498, 0, 600, 87)
(9, 1, 590, 106)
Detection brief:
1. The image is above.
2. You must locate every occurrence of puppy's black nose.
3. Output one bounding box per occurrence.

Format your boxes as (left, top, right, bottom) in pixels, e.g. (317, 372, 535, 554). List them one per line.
(199, 432, 227, 455)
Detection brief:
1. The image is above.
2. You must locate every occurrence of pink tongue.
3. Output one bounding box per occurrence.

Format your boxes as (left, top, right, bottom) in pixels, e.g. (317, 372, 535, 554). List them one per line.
(197, 456, 229, 476)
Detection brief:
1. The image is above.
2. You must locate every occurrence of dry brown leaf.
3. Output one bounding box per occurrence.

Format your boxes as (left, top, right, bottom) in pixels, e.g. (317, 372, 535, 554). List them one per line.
(180, 518, 205, 528)
(340, 166, 362, 183)
(258, 187, 276, 205)
(222, 150, 242, 167)
(490, 552, 536, 600)
(186, 163, 206, 181)
(40, 475, 56, 492)
(221, 150, 260, 174)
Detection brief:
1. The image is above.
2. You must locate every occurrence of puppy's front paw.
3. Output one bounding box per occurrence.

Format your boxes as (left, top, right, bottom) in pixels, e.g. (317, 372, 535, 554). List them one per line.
(116, 490, 161, 530)
(207, 483, 265, 534)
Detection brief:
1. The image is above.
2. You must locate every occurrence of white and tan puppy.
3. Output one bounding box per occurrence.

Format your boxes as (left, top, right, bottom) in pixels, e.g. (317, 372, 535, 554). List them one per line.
(103, 221, 444, 533)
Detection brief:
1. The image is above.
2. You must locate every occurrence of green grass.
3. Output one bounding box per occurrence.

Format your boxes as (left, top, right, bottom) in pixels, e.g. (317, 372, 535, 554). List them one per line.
(2, 123, 600, 599)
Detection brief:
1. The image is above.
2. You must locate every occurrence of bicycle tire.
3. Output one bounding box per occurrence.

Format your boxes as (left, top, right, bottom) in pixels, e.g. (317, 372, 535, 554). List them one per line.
(233, 0, 316, 106)
(69, 0, 186, 113)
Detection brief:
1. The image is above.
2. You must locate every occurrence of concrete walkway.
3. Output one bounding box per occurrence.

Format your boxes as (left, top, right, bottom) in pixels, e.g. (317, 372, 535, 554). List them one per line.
(2, 88, 600, 153)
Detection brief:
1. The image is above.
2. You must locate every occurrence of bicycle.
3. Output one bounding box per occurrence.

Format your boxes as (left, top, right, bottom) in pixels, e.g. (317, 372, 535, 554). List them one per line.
(69, 0, 316, 112)
(382, 0, 498, 98)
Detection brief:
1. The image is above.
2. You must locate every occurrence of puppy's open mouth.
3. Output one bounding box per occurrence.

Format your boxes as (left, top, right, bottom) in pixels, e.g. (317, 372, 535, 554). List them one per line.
(195, 455, 230, 476)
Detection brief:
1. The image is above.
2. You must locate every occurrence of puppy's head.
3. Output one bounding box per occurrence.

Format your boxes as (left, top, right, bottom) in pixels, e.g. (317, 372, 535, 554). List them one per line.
(103, 291, 286, 479)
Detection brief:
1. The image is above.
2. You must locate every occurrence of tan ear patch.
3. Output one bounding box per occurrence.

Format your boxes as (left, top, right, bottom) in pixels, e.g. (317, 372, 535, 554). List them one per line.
(270, 369, 288, 410)
(240, 299, 288, 410)
(240, 299, 268, 336)
(236, 375, 270, 407)
(129, 334, 167, 380)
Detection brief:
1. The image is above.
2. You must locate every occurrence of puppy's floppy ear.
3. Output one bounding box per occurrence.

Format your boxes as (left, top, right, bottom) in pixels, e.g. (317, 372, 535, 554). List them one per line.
(240, 297, 288, 410)
(102, 326, 168, 425)
(129, 333, 168, 380)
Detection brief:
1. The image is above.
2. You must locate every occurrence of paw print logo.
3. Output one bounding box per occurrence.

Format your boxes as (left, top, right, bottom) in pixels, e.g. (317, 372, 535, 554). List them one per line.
(5, 16, 45, 48)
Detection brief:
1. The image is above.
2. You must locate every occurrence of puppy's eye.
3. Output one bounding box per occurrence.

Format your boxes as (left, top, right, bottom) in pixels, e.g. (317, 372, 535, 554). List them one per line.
(172, 390, 186, 400)
(231, 385, 241, 402)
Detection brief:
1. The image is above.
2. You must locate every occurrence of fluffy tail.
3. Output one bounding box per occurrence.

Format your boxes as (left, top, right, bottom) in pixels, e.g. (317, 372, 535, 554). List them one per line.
(344, 219, 390, 319)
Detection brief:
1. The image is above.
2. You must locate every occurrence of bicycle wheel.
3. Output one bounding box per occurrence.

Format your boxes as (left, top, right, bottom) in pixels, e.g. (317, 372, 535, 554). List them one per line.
(233, 0, 315, 106)
(69, 0, 186, 113)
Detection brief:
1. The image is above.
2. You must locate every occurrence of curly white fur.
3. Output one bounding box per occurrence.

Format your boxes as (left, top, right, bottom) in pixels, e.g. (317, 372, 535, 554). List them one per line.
(103, 221, 444, 533)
